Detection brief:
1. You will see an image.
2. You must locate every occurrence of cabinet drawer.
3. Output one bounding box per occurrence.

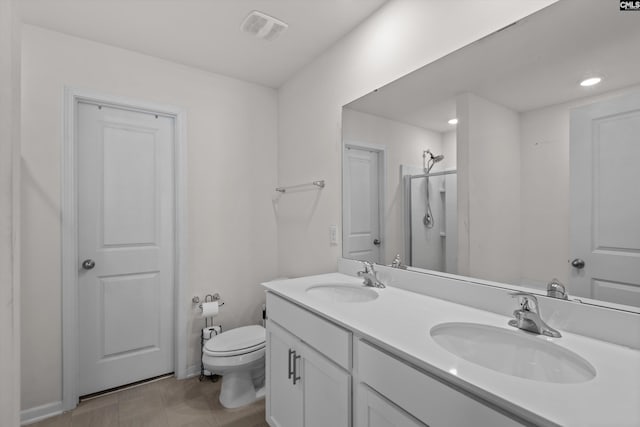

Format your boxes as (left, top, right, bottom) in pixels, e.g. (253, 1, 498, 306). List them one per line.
(357, 340, 523, 427)
(267, 292, 351, 369)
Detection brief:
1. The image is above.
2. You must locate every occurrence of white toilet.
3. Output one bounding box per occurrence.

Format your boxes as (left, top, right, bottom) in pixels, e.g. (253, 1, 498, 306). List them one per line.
(202, 324, 266, 408)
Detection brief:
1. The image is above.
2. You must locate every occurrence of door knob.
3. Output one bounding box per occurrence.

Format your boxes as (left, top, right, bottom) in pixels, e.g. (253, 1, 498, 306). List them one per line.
(82, 259, 96, 270)
(570, 258, 585, 269)
(373, 239, 381, 246)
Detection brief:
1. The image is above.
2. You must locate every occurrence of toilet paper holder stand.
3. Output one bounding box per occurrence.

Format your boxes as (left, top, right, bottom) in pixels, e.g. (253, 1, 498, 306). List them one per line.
(192, 293, 225, 328)
(192, 293, 225, 308)
(193, 294, 224, 382)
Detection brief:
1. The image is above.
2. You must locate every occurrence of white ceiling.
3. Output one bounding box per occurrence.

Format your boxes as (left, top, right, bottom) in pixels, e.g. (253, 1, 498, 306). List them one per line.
(346, 0, 640, 132)
(17, 0, 388, 88)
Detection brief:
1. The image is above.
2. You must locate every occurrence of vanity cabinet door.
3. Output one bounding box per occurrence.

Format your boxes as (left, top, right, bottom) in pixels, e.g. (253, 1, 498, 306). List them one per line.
(266, 316, 351, 427)
(301, 341, 351, 427)
(266, 321, 302, 427)
(356, 385, 426, 427)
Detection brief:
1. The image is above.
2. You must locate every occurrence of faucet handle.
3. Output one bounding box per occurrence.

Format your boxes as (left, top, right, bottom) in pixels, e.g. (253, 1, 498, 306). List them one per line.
(391, 254, 407, 269)
(547, 278, 568, 300)
(510, 292, 538, 312)
(361, 260, 375, 273)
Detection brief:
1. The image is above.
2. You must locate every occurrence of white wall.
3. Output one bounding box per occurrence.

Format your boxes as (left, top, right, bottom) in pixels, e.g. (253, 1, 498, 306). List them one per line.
(442, 130, 457, 170)
(21, 25, 278, 411)
(520, 102, 570, 288)
(458, 93, 521, 283)
(342, 108, 442, 264)
(0, 0, 21, 424)
(277, 0, 555, 278)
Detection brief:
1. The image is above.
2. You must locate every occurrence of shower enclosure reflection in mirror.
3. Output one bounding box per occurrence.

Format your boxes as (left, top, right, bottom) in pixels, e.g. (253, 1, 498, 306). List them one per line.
(341, 0, 640, 312)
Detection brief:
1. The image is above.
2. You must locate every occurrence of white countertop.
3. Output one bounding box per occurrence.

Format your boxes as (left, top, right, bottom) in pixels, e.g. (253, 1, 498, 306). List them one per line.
(263, 272, 640, 427)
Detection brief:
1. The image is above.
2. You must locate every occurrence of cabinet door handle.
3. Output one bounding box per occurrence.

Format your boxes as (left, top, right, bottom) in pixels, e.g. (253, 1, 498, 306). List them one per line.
(292, 353, 301, 385)
(287, 349, 294, 380)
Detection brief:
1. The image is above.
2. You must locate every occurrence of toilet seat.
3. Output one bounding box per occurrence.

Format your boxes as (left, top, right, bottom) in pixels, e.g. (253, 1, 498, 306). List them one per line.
(204, 325, 265, 357)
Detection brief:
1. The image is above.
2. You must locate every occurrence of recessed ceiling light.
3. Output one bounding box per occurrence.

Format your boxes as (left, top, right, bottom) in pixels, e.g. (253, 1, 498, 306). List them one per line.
(448, 118, 458, 125)
(580, 77, 602, 87)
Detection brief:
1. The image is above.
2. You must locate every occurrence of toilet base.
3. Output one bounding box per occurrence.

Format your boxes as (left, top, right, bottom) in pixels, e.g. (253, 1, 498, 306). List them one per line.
(219, 370, 265, 409)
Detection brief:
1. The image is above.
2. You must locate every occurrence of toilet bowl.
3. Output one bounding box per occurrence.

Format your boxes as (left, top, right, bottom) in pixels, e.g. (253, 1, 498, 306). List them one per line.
(202, 324, 266, 408)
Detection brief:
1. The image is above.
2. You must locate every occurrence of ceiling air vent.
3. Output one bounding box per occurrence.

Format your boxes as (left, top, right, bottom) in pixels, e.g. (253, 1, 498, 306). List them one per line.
(241, 10, 288, 41)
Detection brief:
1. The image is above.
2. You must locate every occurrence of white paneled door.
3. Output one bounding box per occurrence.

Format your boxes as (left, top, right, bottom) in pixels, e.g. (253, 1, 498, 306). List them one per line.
(570, 91, 640, 308)
(343, 146, 382, 263)
(77, 102, 175, 396)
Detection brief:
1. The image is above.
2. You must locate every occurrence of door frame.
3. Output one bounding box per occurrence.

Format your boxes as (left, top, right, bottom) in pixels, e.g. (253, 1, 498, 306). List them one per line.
(61, 87, 188, 411)
(342, 141, 386, 264)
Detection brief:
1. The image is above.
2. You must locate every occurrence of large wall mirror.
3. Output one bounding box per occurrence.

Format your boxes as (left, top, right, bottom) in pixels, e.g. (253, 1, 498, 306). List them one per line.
(341, 0, 640, 312)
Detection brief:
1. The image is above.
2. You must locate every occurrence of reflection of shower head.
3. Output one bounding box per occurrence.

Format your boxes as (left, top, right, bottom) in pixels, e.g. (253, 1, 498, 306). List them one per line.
(423, 149, 444, 162)
(423, 150, 445, 172)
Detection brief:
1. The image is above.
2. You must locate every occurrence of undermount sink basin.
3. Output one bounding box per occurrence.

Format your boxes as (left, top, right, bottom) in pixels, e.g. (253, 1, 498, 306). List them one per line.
(306, 283, 378, 303)
(430, 322, 596, 384)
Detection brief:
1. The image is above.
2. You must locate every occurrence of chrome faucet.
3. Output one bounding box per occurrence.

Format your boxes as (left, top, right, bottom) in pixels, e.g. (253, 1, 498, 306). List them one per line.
(390, 254, 407, 270)
(357, 261, 386, 288)
(508, 292, 561, 338)
(546, 278, 568, 300)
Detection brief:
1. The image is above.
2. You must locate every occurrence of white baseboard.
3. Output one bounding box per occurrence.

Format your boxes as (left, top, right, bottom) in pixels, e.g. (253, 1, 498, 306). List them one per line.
(21, 367, 200, 425)
(21, 401, 63, 425)
(184, 364, 201, 379)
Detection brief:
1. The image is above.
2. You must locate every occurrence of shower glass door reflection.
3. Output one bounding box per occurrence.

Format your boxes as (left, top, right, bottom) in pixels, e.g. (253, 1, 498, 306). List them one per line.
(407, 171, 457, 273)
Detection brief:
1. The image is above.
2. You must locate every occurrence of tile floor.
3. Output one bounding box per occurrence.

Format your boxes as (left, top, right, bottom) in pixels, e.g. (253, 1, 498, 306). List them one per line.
(28, 376, 268, 427)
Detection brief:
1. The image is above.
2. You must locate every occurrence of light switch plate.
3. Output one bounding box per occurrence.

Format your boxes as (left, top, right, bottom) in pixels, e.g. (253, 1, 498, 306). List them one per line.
(329, 225, 338, 246)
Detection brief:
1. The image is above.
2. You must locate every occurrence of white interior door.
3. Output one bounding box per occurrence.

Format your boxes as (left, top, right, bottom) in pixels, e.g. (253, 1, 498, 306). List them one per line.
(570, 90, 640, 307)
(343, 147, 381, 263)
(77, 101, 175, 396)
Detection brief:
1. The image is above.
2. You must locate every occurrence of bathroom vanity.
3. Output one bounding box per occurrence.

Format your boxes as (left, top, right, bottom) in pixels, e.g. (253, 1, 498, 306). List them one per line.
(263, 271, 640, 427)
(264, 2, 640, 425)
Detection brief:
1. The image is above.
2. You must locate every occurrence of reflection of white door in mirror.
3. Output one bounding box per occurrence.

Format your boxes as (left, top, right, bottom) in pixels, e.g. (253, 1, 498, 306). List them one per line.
(570, 90, 640, 307)
(342, 146, 382, 263)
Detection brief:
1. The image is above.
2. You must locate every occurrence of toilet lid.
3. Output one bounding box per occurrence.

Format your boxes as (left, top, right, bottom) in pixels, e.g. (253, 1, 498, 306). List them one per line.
(204, 325, 265, 356)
